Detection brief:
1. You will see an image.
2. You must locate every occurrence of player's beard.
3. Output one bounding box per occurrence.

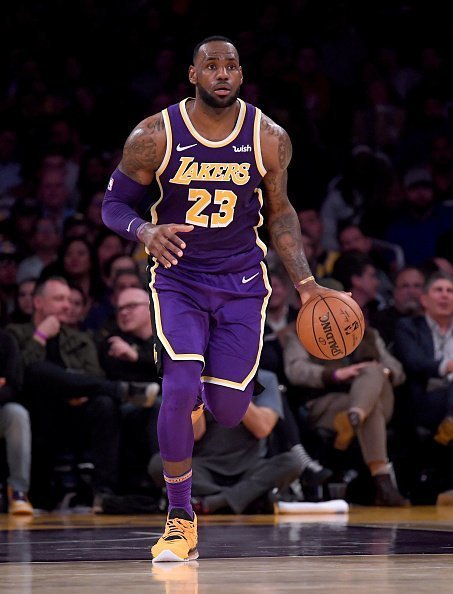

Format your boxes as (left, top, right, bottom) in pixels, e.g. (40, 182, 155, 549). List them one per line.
(198, 84, 240, 109)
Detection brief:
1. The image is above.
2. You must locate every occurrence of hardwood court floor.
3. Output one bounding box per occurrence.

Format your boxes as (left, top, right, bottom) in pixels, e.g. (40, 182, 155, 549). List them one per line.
(0, 506, 452, 593)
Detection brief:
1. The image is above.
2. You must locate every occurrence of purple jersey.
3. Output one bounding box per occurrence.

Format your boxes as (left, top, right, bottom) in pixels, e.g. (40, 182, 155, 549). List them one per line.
(151, 98, 267, 273)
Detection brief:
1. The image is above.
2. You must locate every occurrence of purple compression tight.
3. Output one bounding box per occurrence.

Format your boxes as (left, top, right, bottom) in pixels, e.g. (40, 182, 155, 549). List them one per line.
(158, 353, 254, 461)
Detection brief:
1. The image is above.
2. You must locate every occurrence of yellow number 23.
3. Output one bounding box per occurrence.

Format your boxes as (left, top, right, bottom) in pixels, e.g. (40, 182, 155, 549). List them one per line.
(185, 189, 237, 228)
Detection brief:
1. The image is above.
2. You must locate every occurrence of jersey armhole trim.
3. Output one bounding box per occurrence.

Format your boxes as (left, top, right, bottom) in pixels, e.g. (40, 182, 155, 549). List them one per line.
(254, 109, 267, 177)
(155, 109, 172, 177)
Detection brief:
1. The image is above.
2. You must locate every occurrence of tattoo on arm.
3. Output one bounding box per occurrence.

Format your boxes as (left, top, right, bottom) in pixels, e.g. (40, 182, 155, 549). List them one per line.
(120, 114, 164, 182)
(268, 211, 312, 284)
(278, 130, 292, 169)
(261, 114, 292, 169)
(261, 114, 309, 283)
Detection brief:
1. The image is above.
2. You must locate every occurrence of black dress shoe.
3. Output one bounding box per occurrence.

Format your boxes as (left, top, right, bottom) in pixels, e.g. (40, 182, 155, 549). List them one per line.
(374, 473, 409, 507)
(301, 465, 333, 488)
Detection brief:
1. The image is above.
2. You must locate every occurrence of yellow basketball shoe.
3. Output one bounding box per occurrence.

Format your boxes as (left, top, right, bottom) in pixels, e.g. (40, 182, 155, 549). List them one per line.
(151, 508, 199, 563)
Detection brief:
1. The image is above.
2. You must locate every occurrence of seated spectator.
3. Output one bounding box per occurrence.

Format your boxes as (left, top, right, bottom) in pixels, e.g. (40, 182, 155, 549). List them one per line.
(99, 287, 160, 495)
(283, 326, 407, 506)
(94, 230, 128, 286)
(7, 276, 154, 509)
(86, 267, 142, 337)
(332, 251, 382, 322)
(394, 272, 453, 446)
(285, 250, 408, 506)
(99, 288, 158, 385)
(338, 224, 400, 305)
(8, 278, 37, 324)
(40, 237, 102, 305)
(0, 329, 33, 515)
(149, 370, 303, 514)
(67, 284, 89, 330)
(370, 267, 425, 349)
(385, 167, 453, 266)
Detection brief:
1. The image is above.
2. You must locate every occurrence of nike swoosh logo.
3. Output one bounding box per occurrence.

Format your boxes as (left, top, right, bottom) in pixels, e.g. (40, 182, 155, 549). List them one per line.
(126, 217, 137, 232)
(176, 143, 198, 152)
(242, 272, 260, 284)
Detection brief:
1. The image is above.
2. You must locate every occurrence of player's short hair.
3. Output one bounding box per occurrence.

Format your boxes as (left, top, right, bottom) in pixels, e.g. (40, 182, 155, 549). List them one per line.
(193, 36, 236, 63)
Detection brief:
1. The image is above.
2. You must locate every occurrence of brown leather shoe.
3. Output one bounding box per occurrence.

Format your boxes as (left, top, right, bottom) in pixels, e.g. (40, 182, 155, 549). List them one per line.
(373, 473, 409, 507)
(333, 411, 355, 450)
(434, 416, 453, 446)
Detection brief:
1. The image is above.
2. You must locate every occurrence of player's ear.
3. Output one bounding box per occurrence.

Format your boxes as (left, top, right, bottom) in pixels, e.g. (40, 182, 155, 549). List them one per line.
(188, 65, 197, 85)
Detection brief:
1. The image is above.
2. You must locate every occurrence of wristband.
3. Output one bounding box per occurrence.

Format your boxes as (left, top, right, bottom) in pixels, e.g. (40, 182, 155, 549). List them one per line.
(294, 275, 315, 289)
(34, 329, 48, 342)
(135, 221, 149, 239)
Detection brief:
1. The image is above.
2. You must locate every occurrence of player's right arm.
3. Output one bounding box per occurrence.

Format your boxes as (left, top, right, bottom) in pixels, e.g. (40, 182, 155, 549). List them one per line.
(102, 113, 193, 268)
(260, 114, 319, 304)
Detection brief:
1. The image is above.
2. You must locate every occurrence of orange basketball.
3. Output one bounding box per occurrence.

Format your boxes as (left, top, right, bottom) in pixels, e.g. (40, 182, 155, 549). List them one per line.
(296, 292, 365, 360)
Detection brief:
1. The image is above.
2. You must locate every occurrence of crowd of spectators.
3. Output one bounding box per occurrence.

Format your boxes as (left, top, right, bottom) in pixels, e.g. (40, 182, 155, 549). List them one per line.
(0, 1, 453, 513)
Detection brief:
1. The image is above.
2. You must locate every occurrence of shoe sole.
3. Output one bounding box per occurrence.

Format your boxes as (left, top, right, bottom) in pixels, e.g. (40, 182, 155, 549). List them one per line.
(152, 548, 199, 563)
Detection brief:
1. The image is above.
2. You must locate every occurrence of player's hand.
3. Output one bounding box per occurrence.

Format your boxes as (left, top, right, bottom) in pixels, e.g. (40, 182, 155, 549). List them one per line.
(137, 222, 193, 268)
(107, 336, 138, 362)
(296, 279, 351, 306)
(36, 315, 61, 340)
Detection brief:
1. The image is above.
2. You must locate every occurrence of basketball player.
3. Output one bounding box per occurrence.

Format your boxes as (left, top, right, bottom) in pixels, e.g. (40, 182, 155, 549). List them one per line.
(102, 36, 339, 562)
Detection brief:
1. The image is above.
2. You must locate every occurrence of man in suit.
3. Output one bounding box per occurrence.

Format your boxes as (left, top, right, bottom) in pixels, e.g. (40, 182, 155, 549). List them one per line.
(394, 272, 453, 445)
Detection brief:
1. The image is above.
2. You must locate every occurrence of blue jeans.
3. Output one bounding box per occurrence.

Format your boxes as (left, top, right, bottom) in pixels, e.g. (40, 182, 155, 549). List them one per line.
(0, 403, 31, 492)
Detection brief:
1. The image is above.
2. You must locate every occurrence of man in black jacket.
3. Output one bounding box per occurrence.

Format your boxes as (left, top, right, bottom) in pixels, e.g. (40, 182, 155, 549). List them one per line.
(394, 272, 453, 445)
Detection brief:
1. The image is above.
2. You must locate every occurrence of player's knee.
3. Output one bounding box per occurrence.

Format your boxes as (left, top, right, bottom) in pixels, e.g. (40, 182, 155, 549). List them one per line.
(204, 381, 254, 427)
(207, 390, 251, 428)
(214, 409, 245, 428)
(162, 363, 201, 414)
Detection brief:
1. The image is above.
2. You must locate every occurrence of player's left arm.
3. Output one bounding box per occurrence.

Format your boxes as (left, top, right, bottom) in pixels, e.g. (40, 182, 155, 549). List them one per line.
(261, 114, 320, 304)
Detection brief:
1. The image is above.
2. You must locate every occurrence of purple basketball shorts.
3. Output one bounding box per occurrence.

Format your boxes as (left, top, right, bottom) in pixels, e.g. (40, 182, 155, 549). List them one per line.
(149, 260, 271, 391)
